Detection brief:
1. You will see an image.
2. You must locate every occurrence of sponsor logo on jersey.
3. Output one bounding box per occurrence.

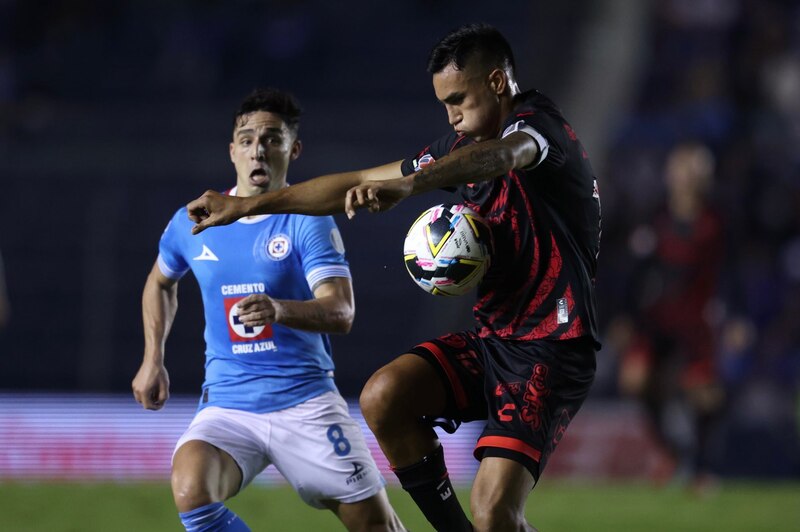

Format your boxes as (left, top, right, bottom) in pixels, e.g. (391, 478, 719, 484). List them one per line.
(193, 244, 219, 261)
(220, 283, 266, 296)
(414, 153, 435, 172)
(224, 296, 274, 343)
(266, 234, 291, 260)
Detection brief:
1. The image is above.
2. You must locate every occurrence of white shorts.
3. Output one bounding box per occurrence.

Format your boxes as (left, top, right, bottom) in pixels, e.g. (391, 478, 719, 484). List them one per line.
(173, 391, 386, 509)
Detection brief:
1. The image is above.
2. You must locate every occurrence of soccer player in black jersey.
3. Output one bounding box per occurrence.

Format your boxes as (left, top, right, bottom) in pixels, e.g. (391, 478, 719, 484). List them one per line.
(189, 23, 601, 532)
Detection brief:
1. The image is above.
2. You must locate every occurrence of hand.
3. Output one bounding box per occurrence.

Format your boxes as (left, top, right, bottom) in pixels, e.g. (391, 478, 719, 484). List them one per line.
(132, 361, 170, 410)
(236, 294, 280, 327)
(344, 176, 413, 219)
(187, 190, 247, 234)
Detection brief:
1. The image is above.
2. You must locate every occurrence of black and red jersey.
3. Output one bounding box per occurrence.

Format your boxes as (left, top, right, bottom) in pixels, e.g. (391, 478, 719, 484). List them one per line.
(401, 90, 601, 347)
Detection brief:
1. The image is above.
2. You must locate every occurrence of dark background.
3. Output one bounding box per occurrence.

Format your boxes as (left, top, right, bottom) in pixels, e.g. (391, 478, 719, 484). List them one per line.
(0, 0, 798, 476)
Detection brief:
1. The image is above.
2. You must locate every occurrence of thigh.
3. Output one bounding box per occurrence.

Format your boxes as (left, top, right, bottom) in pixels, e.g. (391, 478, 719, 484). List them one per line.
(476, 337, 596, 481)
(267, 392, 387, 509)
(173, 406, 271, 492)
(408, 331, 490, 424)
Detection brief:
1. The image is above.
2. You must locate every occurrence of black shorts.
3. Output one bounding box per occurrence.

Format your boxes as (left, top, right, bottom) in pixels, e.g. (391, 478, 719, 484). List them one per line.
(409, 331, 596, 481)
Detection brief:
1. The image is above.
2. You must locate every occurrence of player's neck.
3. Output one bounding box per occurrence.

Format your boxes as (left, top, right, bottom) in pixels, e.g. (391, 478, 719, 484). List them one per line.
(232, 181, 289, 199)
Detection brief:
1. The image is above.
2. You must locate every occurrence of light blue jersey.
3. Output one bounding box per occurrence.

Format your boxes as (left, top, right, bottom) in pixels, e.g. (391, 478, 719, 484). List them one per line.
(157, 191, 350, 414)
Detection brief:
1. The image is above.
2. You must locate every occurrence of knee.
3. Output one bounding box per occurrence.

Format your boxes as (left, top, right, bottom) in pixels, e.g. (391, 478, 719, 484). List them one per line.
(171, 466, 214, 513)
(359, 367, 405, 432)
(470, 492, 530, 531)
(470, 499, 524, 532)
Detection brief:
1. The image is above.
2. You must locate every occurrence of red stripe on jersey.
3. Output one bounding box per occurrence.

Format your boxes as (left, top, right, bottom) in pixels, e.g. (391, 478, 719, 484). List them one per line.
(493, 232, 561, 337)
(524, 282, 573, 339)
(417, 342, 468, 411)
(449, 134, 470, 153)
(474, 435, 542, 462)
(479, 172, 545, 336)
(559, 283, 586, 338)
(562, 315, 585, 339)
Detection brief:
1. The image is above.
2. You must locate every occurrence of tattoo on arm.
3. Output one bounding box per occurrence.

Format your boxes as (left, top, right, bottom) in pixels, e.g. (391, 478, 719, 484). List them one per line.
(412, 142, 510, 190)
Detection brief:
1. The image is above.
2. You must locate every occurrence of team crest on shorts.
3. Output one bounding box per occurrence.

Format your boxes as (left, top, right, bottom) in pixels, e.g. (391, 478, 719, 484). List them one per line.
(266, 234, 291, 260)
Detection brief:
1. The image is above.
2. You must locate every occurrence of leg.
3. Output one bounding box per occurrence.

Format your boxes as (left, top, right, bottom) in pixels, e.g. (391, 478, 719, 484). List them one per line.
(470, 457, 537, 532)
(360, 353, 473, 531)
(322, 489, 406, 532)
(359, 354, 446, 466)
(172, 439, 243, 512)
(264, 391, 405, 530)
(169, 406, 271, 530)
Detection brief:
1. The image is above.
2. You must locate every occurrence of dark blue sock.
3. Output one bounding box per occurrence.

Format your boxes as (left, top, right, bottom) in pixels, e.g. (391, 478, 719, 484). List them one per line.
(178, 502, 251, 532)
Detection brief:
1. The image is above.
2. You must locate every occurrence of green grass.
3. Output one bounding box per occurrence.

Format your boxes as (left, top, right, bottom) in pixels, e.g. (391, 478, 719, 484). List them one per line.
(1, 480, 798, 531)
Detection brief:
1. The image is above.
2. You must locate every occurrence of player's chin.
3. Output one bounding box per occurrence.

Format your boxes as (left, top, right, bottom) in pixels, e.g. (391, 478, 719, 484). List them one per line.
(248, 175, 270, 188)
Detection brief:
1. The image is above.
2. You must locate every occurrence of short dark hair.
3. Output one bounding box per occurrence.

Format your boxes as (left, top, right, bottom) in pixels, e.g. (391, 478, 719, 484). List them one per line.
(233, 87, 303, 134)
(427, 23, 516, 75)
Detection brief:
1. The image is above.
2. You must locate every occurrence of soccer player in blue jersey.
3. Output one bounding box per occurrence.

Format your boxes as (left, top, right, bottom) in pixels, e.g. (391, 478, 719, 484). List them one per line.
(132, 88, 404, 532)
(187, 25, 601, 532)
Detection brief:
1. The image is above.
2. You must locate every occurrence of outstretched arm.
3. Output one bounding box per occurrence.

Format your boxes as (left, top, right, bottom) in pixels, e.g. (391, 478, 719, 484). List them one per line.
(188, 161, 403, 234)
(132, 263, 177, 410)
(344, 132, 539, 217)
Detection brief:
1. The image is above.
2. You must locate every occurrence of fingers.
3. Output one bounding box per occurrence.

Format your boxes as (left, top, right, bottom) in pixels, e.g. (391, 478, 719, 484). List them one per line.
(345, 185, 380, 219)
(154, 386, 169, 410)
(236, 295, 275, 326)
(133, 386, 165, 410)
(236, 294, 260, 310)
(191, 219, 211, 235)
(345, 188, 356, 219)
(187, 191, 214, 223)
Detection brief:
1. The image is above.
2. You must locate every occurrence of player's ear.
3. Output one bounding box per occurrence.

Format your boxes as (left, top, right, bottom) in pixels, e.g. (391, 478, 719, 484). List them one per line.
(488, 68, 506, 95)
(290, 139, 302, 161)
(229, 142, 235, 163)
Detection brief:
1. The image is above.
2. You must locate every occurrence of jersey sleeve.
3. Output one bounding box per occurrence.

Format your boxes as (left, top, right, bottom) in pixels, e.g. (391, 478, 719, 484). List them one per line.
(400, 131, 471, 176)
(156, 209, 190, 280)
(295, 215, 351, 292)
(500, 107, 565, 170)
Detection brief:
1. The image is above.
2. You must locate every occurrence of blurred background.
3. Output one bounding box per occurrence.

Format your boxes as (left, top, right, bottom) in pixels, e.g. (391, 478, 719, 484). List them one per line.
(0, 0, 798, 501)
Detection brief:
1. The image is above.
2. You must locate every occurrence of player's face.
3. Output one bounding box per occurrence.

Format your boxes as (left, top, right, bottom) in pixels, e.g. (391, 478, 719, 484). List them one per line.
(229, 111, 301, 196)
(432, 62, 504, 142)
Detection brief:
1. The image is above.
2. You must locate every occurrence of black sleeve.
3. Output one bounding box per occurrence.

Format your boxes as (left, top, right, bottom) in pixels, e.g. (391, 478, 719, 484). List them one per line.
(400, 131, 470, 176)
(500, 107, 567, 169)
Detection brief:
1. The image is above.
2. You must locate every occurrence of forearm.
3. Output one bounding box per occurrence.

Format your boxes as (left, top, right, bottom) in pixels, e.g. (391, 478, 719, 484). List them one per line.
(141, 276, 178, 364)
(273, 296, 353, 334)
(411, 139, 518, 194)
(243, 172, 363, 216)
(242, 160, 405, 216)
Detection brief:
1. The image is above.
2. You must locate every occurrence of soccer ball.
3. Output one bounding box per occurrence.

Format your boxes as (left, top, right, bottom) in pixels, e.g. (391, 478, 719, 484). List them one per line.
(403, 203, 492, 296)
